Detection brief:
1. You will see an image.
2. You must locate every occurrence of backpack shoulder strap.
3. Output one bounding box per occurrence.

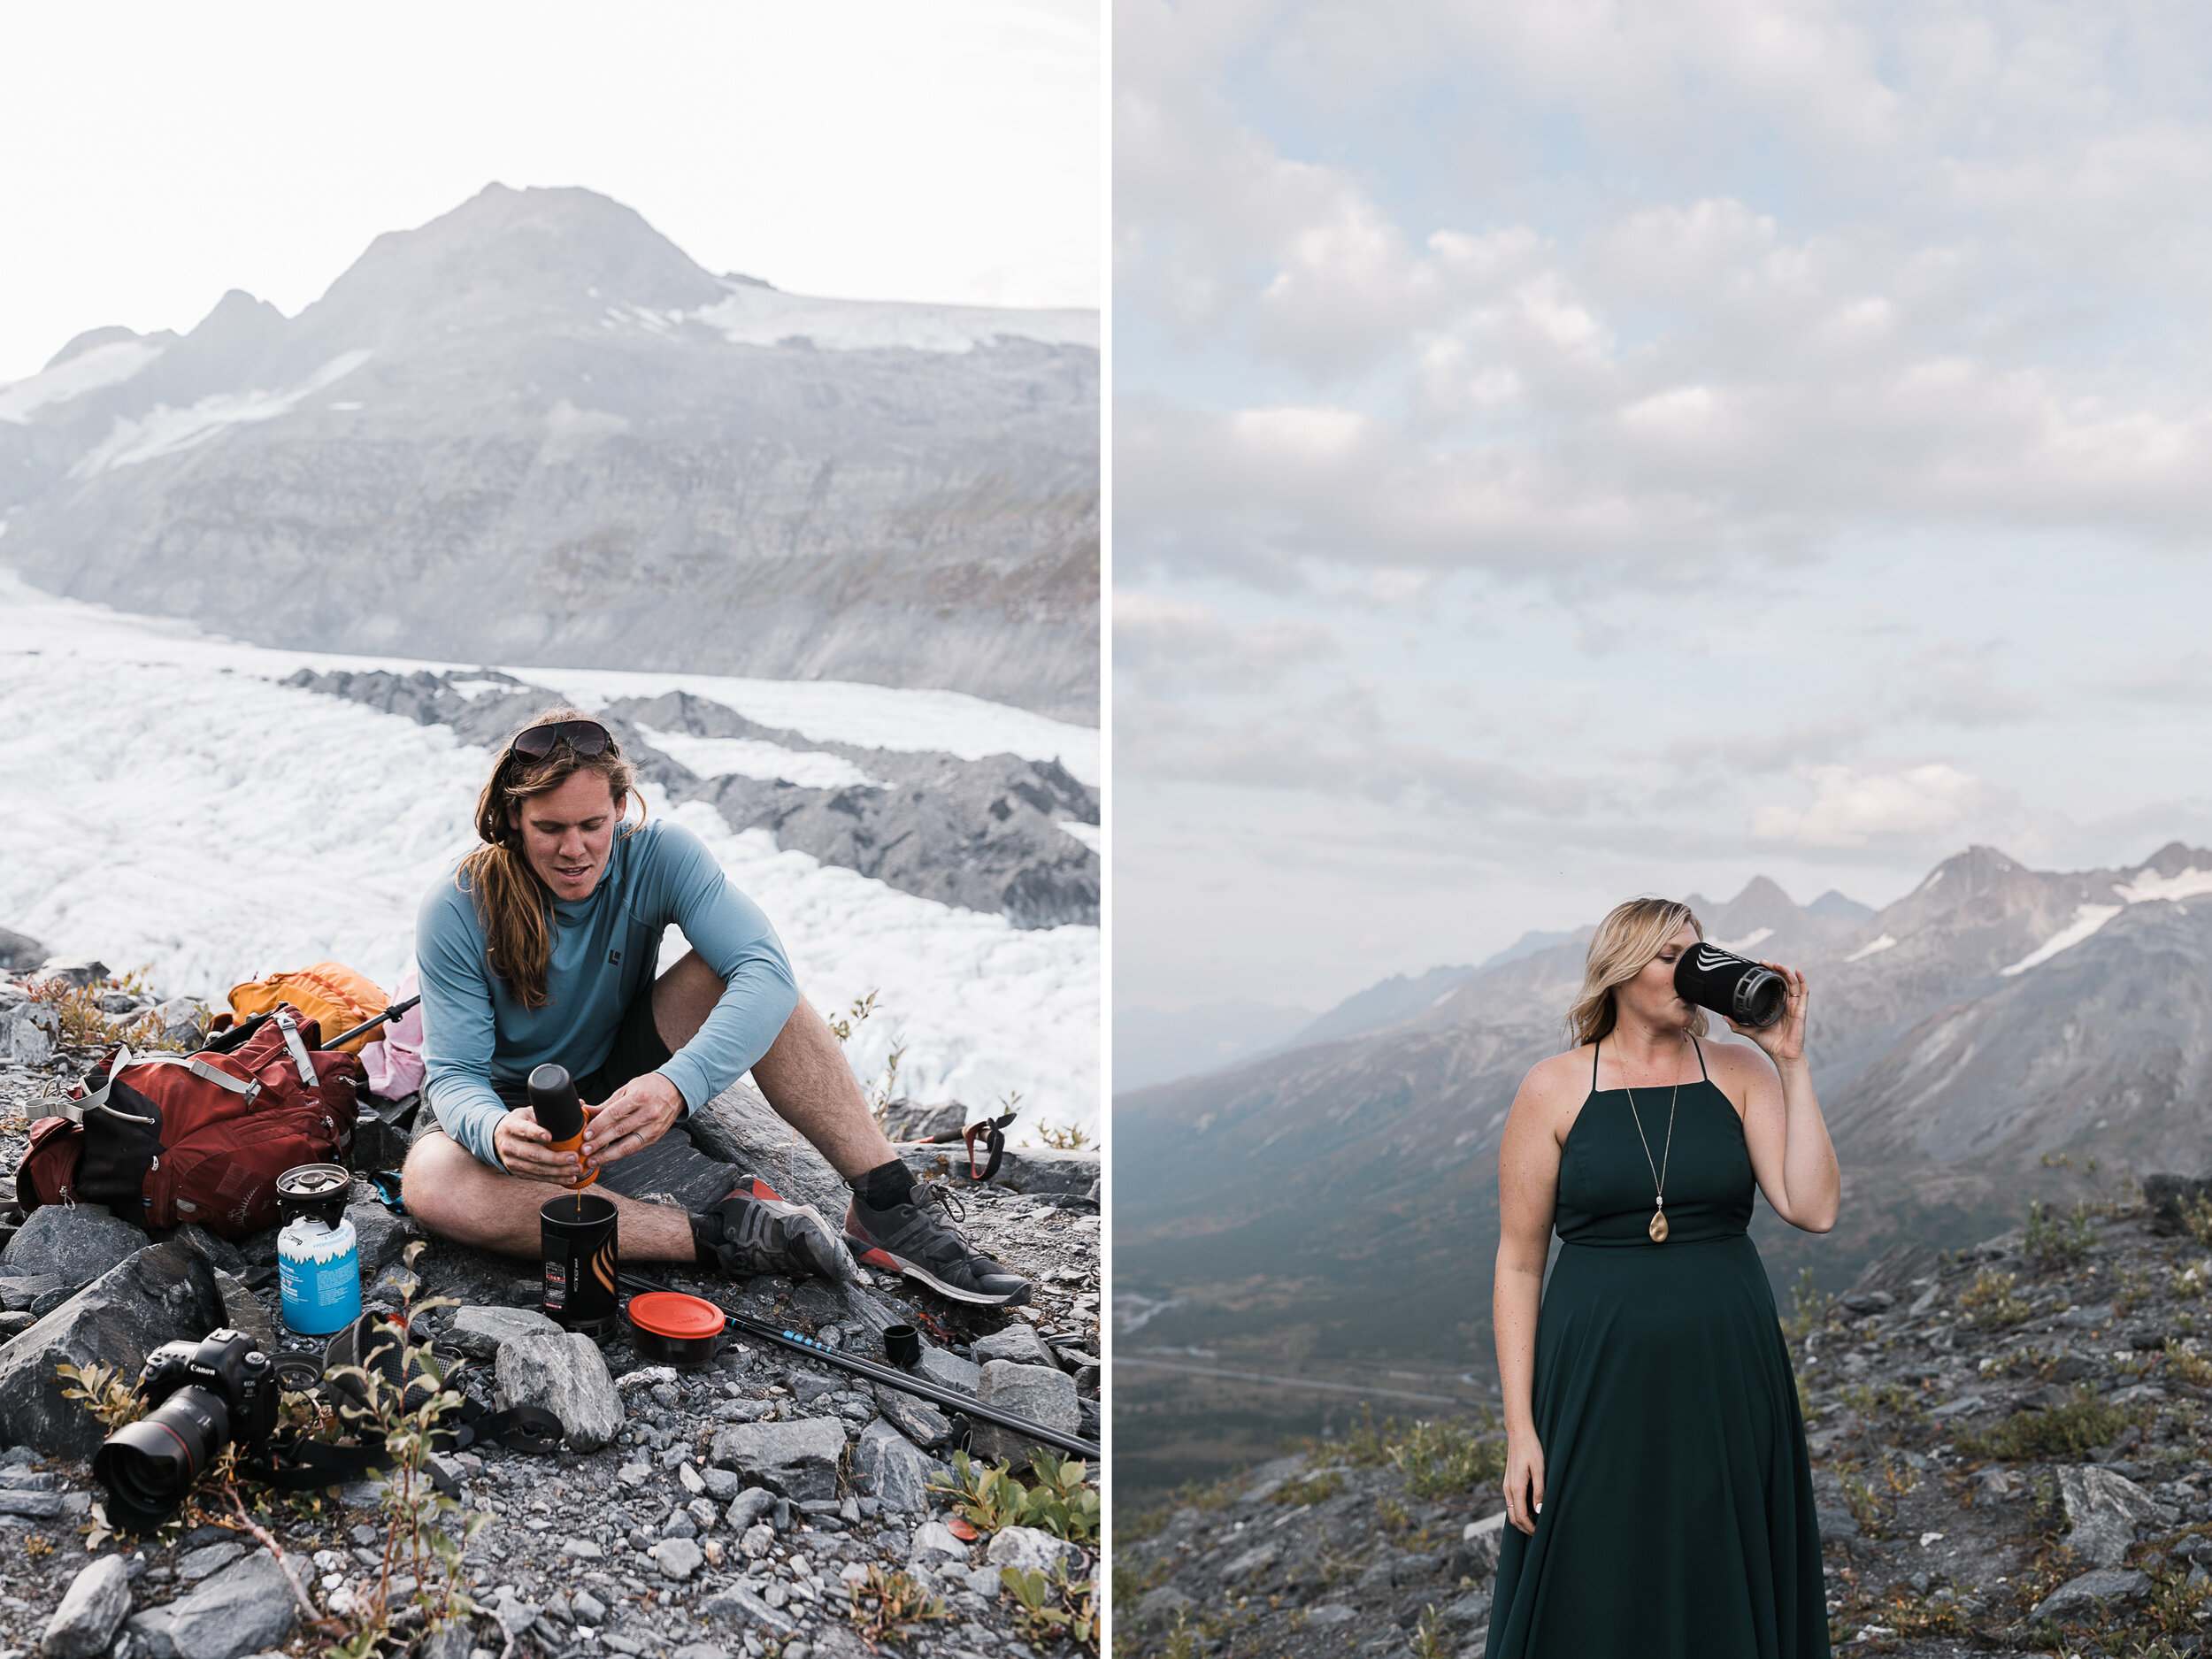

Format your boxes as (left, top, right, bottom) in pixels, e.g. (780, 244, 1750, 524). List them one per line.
(59, 1048, 260, 1125)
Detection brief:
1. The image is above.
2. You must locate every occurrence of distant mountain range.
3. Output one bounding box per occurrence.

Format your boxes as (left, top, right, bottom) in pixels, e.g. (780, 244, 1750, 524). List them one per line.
(1112, 895, 1877, 1094)
(1114, 845, 2212, 1490)
(0, 184, 1098, 719)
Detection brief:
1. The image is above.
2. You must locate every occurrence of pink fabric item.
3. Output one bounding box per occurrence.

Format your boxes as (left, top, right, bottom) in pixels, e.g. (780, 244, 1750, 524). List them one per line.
(363, 964, 426, 1099)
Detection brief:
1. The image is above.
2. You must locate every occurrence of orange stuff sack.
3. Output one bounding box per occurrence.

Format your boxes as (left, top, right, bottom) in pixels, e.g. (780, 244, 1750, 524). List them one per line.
(227, 963, 388, 1054)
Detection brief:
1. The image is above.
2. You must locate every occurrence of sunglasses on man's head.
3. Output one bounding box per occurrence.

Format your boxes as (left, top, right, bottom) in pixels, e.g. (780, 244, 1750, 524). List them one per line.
(509, 719, 614, 760)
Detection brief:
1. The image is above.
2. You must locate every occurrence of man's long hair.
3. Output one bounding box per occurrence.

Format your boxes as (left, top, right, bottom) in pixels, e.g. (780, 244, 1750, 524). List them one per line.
(457, 705, 642, 1010)
(1564, 897, 1708, 1048)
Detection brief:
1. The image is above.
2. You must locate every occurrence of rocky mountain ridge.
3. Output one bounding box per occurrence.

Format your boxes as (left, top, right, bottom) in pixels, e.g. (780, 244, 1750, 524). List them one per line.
(285, 668, 1099, 929)
(0, 184, 1099, 720)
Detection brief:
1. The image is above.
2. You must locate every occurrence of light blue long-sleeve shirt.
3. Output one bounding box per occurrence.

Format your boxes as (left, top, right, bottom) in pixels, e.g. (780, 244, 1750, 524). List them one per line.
(417, 818, 800, 1168)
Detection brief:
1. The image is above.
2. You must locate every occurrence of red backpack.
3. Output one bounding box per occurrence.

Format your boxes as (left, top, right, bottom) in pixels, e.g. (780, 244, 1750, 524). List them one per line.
(19, 1003, 362, 1239)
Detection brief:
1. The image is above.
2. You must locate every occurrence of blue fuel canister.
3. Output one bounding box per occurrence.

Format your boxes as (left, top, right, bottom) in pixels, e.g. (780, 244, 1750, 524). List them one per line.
(278, 1215, 363, 1334)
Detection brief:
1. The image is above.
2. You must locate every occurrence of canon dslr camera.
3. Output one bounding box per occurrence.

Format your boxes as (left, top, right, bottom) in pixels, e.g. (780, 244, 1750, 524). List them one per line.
(92, 1328, 279, 1531)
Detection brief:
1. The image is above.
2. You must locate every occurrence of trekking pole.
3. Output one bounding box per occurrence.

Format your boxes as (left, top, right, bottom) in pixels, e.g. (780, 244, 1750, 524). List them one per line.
(325, 995, 421, 1052)
(616, 1271, 1098, 1459)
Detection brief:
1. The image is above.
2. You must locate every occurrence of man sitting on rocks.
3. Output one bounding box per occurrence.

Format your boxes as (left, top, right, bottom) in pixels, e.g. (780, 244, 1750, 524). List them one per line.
(402, 709, 1031, 1306)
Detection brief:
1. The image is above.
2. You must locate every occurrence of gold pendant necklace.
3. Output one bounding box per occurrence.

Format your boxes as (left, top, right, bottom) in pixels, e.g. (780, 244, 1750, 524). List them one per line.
(1624, 1063, 1679, 1245)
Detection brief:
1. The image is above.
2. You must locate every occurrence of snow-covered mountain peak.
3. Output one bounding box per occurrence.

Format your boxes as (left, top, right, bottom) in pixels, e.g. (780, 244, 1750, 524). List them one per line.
(307, 182, 726, 340)
(0, 183, 1101, 719)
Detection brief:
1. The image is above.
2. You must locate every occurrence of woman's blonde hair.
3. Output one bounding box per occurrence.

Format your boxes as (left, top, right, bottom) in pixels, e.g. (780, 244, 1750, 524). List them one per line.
(457, 704, 644, 1010)
(1565, 897, 1707, 1048)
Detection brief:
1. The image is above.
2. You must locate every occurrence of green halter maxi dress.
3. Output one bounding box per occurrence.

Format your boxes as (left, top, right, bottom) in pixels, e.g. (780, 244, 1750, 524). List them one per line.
(1485, 1038, 1830, 1659)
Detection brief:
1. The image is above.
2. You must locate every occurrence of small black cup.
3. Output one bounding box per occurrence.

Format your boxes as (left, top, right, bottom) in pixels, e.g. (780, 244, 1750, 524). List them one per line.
(884, 1323, 921, 1369)
(1674, 942, 1787, 1029)
(541, 1192, 619, 1339)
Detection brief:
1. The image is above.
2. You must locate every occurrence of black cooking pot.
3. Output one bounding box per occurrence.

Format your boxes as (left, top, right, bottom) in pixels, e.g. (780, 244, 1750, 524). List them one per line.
(622, 1291, 730, 1369)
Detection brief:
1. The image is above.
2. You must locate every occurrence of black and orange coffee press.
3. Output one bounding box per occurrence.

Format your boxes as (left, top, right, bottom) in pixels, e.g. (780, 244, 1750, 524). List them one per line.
(527, 1064, 596, 1189)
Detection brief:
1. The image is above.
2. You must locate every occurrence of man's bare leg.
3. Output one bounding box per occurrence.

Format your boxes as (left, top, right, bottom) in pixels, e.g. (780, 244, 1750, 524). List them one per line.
(651, 953, 900, 1179)
(649, 952, 1029, 1304)
(401, 1131, 696, 1259)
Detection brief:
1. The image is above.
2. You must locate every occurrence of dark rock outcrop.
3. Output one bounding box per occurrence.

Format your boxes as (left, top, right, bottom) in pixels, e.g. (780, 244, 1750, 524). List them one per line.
(0, 1240, 226, 1458)
(281, 669, 1100, 926)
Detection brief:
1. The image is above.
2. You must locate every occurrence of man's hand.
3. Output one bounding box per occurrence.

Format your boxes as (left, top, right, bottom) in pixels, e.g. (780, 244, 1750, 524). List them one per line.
(494, 1108, 589, 1184)
(583, 1071, 686, 1170)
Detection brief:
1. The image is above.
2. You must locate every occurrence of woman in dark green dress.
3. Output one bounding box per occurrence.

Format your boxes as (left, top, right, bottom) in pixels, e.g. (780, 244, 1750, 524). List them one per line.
(1486, 898, 1838, 1659)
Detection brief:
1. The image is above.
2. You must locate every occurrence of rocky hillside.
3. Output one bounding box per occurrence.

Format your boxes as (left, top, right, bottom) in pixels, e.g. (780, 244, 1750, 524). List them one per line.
(0, 183, 1099, 720)
(1118, 1181, 2212, 1657)
(286, 667, 1100, 929)
(0, 958, 1101, 1659)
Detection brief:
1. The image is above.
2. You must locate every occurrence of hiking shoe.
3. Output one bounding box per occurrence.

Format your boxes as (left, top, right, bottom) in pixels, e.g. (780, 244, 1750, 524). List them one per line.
(844, 1185, 1032, 1307)
(689, 1175, 851, 1283)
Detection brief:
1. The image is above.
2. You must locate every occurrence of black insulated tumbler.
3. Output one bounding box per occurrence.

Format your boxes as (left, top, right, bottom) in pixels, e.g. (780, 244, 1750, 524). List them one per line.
(542, 1191, 619, 1338)
(1673, 942, 1787, 1029)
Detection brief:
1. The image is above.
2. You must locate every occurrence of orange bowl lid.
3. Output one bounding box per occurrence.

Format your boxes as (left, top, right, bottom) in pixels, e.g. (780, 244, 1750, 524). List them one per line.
(628, 1291, 726, 1341)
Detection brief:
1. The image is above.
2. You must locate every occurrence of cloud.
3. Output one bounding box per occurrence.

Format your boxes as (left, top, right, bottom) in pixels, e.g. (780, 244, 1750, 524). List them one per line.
(1113, 591, 1340, 692)
(2091, 649, 2212, 706)
(1749, 762, 2016, 849)
(1891, 641, 2042, 726)
(1115, 680, 1593, 817)
(1667, 716, 1876, 778)
(1118, 7, 2212, 588)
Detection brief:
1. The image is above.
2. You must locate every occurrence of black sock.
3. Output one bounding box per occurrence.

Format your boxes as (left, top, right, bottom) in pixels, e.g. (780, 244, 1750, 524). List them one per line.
(856, 1158, 916, 1211)
(687, 1210, 717, 1267)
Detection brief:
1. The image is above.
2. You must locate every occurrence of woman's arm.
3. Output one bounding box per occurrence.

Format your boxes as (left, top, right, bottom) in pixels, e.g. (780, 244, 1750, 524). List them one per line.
(1727, 965, 1840, 1233)
(1494, 1058, 1569, 1534)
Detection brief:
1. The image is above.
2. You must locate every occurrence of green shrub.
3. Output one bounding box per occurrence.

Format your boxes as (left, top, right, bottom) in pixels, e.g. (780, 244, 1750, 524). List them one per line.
(1955, 1386, 2142, 1462)
(1960, 1268, 2032, 1328)
(2024, 1200, 2098, 1265)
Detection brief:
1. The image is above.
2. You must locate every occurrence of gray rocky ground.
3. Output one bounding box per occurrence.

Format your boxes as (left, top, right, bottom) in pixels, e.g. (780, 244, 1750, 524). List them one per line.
(1118, 1183, 2212, 1658)
(0, 963, 1099, 1659)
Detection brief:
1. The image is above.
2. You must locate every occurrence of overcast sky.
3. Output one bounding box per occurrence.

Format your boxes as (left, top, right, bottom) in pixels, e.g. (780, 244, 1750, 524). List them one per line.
(1117, 1, 2212, 1016)
(0, 0, 1097, 383)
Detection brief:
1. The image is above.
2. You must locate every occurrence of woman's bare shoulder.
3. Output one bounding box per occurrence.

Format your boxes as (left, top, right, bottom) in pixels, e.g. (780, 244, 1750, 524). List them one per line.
(1702, 1038, 1772, 1081)
(1517, 1047, 1591, 1103)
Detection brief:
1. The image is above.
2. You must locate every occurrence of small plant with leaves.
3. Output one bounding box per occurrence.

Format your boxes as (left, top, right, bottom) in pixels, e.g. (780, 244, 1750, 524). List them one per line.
(2025, 1199, 2099, 1265)
(1386, 1412, 1509, 1499)
(321, 1244, 488, 1656)
(929, 1449, 1100, 1543)
(827, 989, 880, 1044)
(846, 1563, 951, 1647)
(1031, 1120, 1091, 1150)
(26, 968, 175, 1052)
(2168, 1339, 2212, 1389)
(1410, 1602, 1451, 1659)
(1000, 1563, 1098, 1655)
(1955, 1385, 2143, 1462)
(1781, 1266, 1825, 1342)
(1960, 1268, 2032, 1328)
(1376, 1494, 1422, 1540)
(1839, 1381, 1926, 1425)
(2113, 1263, 2156, 1316)
(1271, 1468, 1344, 1506)
(2171, 1256, 2212, 1299)
(56, 1359, 150, 1433)
(826, 989, 911, 1122)
(1838, 1472, 1886, 1538)
(2182, 1196, 2212, 1251)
